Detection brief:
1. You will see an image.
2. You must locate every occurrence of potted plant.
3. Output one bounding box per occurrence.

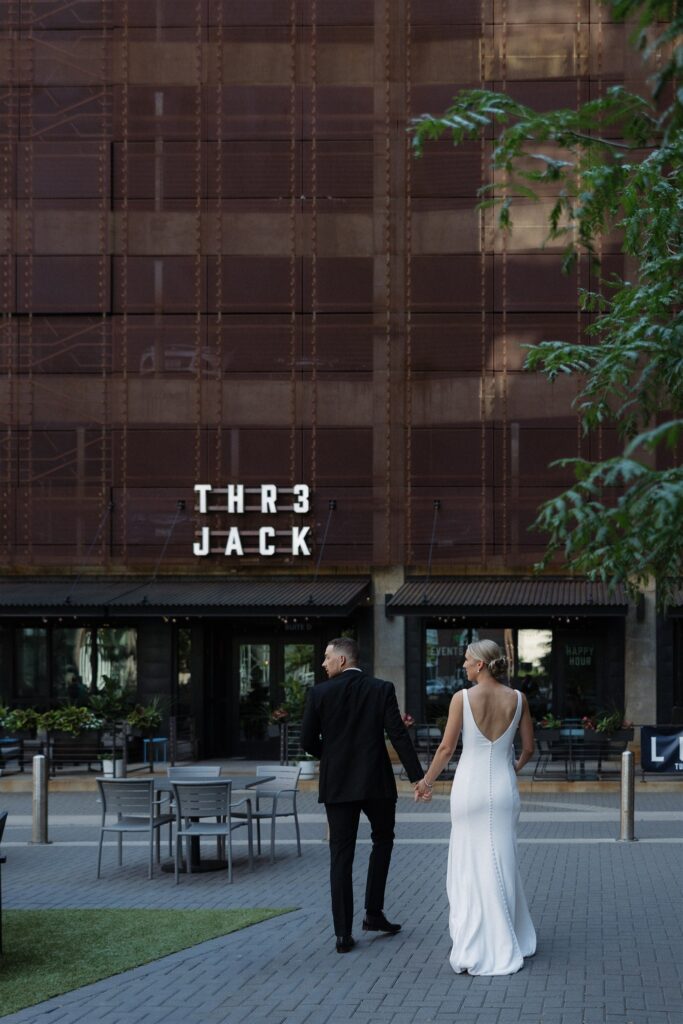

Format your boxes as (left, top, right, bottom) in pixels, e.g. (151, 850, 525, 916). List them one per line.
(297, 753, 317, 780)
(100, 750, 125, 777)
(88, 676, 137, 777)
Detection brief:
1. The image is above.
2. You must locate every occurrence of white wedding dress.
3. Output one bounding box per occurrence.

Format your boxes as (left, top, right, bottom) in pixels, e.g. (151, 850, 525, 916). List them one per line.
(446, 687, 536, 975)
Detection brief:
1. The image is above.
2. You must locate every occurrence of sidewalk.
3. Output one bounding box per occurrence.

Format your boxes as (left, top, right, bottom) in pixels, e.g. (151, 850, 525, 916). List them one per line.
(1, 788, 682, 1024)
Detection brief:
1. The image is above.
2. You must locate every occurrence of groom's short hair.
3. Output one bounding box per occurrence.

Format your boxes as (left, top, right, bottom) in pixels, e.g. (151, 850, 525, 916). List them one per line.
(328, 637, 359, 664)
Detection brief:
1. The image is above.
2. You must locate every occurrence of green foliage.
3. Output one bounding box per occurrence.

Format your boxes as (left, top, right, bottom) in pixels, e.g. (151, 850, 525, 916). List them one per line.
(282, 676, 311, 721)
(410, 1, 683, 606)
(537, 713, 563, 729)
(39, 705, 100, 735)
(126, 697, 163, 733)
(87, 675, 136, 728)
(0, 706, 40, 734)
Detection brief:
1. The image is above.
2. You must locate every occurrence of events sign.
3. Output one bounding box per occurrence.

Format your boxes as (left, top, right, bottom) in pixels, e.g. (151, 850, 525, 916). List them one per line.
(193, 483, 312, 558)
(640, 726, 683, 773)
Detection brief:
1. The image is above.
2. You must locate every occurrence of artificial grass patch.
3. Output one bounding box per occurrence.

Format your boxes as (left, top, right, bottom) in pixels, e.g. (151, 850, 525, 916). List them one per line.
(0, 907, 292, 1017)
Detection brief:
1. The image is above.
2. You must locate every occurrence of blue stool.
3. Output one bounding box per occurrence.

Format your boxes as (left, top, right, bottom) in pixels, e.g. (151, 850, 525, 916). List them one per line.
(143, 737, 168, 764)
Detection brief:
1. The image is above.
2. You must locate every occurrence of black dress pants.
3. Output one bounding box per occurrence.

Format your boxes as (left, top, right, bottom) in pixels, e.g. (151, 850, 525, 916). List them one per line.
(325, 798, 396, 937)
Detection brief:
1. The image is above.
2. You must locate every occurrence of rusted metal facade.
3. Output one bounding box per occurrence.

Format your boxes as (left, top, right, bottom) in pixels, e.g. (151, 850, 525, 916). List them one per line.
(0, 1, 645, 574)
(1, 3, 668, 746)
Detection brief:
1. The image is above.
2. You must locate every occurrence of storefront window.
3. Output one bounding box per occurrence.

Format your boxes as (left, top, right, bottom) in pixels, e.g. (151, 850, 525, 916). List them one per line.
(15, 628, 48, 699)
(425, 628, 469, 722)
(284, 644, 315, 691)
(176, 627, 192, 716)
(560, 637, 598, 718)
(517, 629, 553, 720)
(94, 627, 137, 692)
(53, 628, 93, 700)
(424, 625, 555, 722)
(239, 643, 271, 740)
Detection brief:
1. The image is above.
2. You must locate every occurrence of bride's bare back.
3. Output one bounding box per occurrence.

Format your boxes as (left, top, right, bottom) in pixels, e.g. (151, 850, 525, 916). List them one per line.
(466, 682, 520, 743)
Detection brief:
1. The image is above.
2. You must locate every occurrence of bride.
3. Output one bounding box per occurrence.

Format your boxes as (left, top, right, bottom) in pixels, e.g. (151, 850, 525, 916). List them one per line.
(414, 639, 537, 975)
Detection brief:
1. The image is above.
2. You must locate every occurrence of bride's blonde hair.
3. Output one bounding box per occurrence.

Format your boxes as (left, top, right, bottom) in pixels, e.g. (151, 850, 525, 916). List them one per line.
(466, 639, 507, 680)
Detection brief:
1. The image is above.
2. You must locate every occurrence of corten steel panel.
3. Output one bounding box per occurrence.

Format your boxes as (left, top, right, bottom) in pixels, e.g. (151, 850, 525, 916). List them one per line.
(411, 255, 493, 312)
(411, 141, 483, 199)
(29, 3, 113, 30)
(113, 141, 202, 200)
(17, 257, 108, 314)
(414, 1, 482, 25)
(112, 314, 209, 376)
(209, 316, 294, 375)
(30, 33, 113, 88)
(412, 428, 495, 487)
(411, 200, 480, 255)
(206, 86, 291, 140)
(301, 314, 373, 374)
(493, 486, 567, 550)
(588, 426, 623, 462)
(412, 314, 493, 373)
(302, 141, 373, 198)
(28, 88, 108, 140)
(300, 87, 374, 139)
(498, 80, 591, 112)
(113, 488, 197, 548)
(117, 428, 197, 485)
(298, 1, 374, 25)
(492, 425, 581, 488)
(20, 489, 108, 549)
(227, 428, 298, 484)
(205, 141, 292, 199)
(491, 1, 591, 24)
(491, 313, 590, 372)
(214, 428, 305, 482)
(309, 489, 373, 545)
(207, 256, 292, 313)
(493, 255, 589, 313)
(301, 257, 373, 312)
(411, 86, 484, 123)
(16, 142, 105, 199)
(112, 256, 206, 313)
(410, 489, 494, 559)
(303, 428, 373, 486)
(19, 430, 107, 485)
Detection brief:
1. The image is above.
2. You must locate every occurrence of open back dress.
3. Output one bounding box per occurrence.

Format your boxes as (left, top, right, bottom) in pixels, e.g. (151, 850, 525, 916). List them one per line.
(446, 687, 536, 975)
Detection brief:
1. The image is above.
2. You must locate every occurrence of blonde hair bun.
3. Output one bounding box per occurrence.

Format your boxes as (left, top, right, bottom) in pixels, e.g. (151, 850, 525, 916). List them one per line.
(466, 640, 508, 680)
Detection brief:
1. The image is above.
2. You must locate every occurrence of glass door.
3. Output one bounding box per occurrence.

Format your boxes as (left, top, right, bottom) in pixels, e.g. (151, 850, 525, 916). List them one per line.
(234, 638, 321, 754)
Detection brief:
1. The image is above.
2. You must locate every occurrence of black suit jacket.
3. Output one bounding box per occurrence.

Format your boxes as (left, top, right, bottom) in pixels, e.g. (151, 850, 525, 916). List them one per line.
(300, 669, 424, 804)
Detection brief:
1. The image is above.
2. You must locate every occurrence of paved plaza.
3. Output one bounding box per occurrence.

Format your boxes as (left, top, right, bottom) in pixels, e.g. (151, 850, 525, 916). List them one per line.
(1, 786, 682, 1024)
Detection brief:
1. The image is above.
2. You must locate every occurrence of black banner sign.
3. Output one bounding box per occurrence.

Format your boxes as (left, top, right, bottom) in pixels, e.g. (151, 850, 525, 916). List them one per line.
(640, 726, 683, 772)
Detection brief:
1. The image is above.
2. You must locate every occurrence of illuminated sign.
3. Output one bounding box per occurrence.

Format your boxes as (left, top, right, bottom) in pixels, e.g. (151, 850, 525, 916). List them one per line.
(192, 484, 312, 558)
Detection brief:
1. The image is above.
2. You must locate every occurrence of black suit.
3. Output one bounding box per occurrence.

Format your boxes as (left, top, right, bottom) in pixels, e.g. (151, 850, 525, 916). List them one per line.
(301, 668, 423, 936)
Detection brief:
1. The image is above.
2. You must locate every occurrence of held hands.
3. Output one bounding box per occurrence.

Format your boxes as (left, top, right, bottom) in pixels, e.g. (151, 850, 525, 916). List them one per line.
(414, 778, 433, 802)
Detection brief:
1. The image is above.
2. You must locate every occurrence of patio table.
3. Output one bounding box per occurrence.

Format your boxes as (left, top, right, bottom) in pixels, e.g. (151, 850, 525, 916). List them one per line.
(156, 775, 275, 873)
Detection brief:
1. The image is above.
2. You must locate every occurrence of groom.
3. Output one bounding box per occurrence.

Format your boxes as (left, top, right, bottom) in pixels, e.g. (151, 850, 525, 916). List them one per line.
(301, 637, 426, 953)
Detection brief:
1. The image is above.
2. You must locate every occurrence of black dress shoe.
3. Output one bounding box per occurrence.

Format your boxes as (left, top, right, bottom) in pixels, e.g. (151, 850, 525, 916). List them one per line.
(362, 912, 401, 934)
(336, 935, 356, 953)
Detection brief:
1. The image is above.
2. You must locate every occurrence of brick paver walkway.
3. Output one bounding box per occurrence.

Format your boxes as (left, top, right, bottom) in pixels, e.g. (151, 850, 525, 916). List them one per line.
(1, 787, 682, 1024)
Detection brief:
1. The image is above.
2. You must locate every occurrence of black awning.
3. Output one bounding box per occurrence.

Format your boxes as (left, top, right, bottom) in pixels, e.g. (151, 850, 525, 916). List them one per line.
(0, 577, 371, 618)
(386, 577, 629, 617)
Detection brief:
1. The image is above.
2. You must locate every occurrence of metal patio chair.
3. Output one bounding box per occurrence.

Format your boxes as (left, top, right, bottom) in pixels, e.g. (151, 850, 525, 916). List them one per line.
(231, 765, 302, 863)
(171, 781, 253, 884)
(96, 778, 174, 880)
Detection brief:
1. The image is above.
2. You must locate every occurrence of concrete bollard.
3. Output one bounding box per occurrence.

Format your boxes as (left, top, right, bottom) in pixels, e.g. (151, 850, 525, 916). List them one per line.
(617, 749, 637, 842)
(31, 754, 51, 845)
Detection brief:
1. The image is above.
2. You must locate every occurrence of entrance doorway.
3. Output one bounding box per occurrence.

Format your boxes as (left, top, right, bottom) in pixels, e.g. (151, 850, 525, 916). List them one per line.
(233, 637, 325, 757)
